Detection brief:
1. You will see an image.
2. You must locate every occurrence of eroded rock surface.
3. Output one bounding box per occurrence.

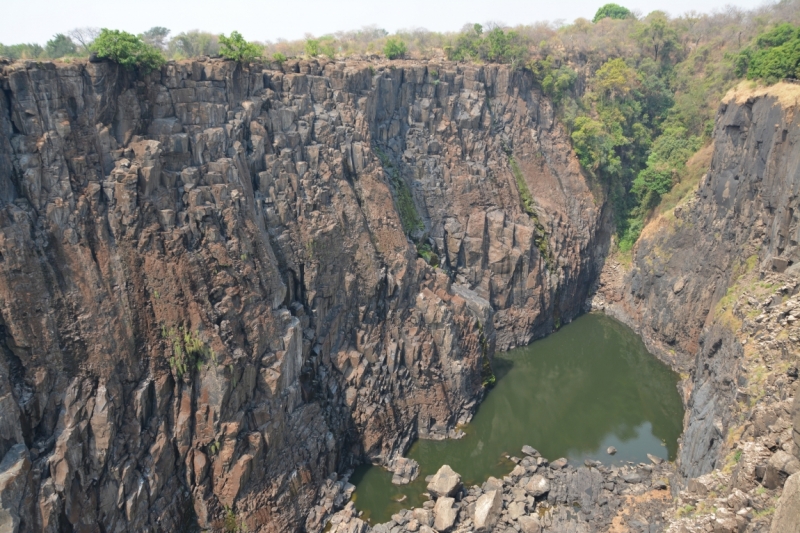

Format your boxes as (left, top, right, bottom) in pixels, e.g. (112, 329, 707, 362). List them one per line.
(0, 56, 600, 531)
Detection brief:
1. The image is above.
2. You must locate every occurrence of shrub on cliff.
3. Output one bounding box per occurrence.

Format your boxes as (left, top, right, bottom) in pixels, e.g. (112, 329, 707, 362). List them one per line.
(736, 24, 800, 83)
(383, 38, 407, 59)
(219, 31, 262, 62)
(91, 29, 165, 72)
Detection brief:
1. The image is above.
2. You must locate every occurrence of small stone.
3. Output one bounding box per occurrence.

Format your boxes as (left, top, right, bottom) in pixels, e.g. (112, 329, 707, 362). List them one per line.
(647, 453, 664, 465)
(549, 458, 568, 469)
(607, 447, 617, 455)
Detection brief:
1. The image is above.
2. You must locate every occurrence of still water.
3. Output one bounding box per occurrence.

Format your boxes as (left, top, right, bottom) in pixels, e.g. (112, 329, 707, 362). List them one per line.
(350, 313, 685, 524)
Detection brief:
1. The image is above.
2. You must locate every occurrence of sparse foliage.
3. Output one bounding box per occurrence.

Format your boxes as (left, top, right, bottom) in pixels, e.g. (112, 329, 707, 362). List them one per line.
(67, 27, 100, 50)
(141, 26, 170, 50)
(45, 34, 77, 59)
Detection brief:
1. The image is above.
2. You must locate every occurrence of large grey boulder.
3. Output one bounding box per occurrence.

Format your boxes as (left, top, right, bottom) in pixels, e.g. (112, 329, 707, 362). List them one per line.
(525, 474, 551, 497)
(427, 465, 462, 498)
(770, 471, 800, 533)
(433, 497, 457, 532)
(473, 489, 502, 532)
(763, 450, 800, 489)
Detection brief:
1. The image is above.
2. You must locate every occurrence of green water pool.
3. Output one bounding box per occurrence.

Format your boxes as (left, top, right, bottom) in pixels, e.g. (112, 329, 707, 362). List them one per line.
(350, 313, 685, 524)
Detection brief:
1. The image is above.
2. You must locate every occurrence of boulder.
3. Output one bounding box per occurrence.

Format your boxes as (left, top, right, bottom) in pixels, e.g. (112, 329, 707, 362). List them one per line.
(507, 500, 526, 519)
(482, 476, 503, 493)
(427, 465, 462, 498)
(518, 515, 542, 533)
(525, 474, 551, 497)
(413, 508, 434, 527)
(607, 446, 617, 455)
(763, 450, 800, 489)
(0, 444, 33, 533)
(473, 489, 502, 532)
(550, 457, 568, 469)
(391, 457, 420, 485)
(770, 471, 800, 533)
(521, 445, 539, 457)
(433, 497, 457, 532)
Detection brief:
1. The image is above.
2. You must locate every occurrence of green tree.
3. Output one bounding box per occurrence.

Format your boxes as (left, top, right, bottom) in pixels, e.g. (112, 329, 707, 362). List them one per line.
(45, 34, 77, 58)
(736, 24, 800, 82)
(593, 3, 633, 23)
(0, 43, 44, 60)
(318, 36, 337, 58)
(219, 31, 262, 62)
(593, 58, 638, 100)
(305, 39, 319, 57)
(90, 29, 165, 72)
(383, 37, 407, 59)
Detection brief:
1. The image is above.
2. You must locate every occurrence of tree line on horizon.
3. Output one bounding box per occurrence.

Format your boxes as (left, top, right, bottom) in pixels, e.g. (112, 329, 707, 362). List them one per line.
(4, 1, 800, 253)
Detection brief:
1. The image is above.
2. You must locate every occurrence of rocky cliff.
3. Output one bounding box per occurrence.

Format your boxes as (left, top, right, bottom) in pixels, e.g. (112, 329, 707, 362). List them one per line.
(0, 56, 600, 532)
(593, 83, 800, 531)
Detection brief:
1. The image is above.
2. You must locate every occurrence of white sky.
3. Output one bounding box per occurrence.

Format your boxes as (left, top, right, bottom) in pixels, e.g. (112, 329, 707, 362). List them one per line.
(1, 0, 774, 45)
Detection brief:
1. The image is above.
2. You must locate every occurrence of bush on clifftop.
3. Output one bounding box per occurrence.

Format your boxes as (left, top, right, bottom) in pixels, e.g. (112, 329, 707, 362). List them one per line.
(91, 29, 165, 72)
(736, 24, 800, 83)
(384, 38, 407, 59)
(219, 31, 262, 62)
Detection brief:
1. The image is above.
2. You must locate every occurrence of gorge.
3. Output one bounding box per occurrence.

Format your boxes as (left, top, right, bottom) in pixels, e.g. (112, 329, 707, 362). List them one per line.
(0, 49, 798, 533)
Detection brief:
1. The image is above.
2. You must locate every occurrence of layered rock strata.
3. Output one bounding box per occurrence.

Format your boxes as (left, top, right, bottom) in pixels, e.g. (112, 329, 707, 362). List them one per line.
(0, 56, 600, 532)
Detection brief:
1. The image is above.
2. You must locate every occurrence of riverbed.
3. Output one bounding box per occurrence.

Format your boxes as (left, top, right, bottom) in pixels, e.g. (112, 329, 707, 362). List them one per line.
(350, 313, 685, 524)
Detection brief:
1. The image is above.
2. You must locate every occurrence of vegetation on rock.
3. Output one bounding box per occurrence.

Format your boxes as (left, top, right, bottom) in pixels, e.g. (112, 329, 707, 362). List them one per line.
(90, 29, 165, 71)
(736, 23, 800, 82)
(219, 31, 262, 62)
(383, 37, 407, 59)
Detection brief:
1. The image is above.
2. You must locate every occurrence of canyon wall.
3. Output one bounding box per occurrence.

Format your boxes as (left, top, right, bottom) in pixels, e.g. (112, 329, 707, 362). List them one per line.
(593, 84, 800, 530)
(0, 57, 600, 532)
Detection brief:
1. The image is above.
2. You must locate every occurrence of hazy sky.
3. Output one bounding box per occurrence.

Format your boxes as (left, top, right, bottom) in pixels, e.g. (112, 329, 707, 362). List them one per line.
(2, 0, 772, 45)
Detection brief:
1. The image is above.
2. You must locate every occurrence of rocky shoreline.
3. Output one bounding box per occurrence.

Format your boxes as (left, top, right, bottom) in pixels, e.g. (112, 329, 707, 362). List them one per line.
(329, 447, 681, 533)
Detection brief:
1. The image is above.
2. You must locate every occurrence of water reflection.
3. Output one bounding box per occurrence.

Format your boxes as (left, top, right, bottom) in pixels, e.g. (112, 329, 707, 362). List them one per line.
(351, 313, 684, 524)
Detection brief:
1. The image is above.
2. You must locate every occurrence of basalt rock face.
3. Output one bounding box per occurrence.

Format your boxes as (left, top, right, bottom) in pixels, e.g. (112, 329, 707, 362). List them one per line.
(0, 57, 599, 532)
(593, 85, 800, 526)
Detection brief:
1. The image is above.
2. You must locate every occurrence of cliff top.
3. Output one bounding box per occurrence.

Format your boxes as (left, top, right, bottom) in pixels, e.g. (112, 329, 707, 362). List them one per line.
(723, 80, 800, 109)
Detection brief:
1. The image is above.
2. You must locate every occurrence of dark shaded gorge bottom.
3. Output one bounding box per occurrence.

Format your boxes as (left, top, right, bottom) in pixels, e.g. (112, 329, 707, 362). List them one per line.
(351, 313, 685, 523)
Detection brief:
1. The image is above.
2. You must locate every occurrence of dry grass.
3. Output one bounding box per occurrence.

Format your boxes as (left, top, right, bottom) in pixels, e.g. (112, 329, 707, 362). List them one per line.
(608, 490, 673, 533)
(724, 80, 800, 110)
